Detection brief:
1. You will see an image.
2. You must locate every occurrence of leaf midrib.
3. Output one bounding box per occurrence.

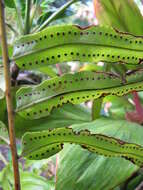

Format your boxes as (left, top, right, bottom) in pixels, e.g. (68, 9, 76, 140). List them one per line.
(12, 43, 143, 61)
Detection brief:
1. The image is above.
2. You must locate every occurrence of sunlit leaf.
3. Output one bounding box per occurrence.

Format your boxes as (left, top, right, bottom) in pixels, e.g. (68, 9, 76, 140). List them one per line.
(22, 118, 143, 167)
(56, 118, 142, 190)
(94, 0, 143, 35)
(13, 25, 143, 71)
(16, 70, 143, 119)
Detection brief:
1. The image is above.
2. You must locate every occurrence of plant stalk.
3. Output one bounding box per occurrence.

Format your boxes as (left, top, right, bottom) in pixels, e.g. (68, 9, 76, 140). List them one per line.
(14, 1, 24, 35)
(0, 1, 21, 190)
(24, 0, 31, 34)
(92, 98, 103, 120)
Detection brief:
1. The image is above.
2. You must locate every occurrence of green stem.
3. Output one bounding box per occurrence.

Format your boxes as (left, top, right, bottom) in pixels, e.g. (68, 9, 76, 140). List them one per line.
(29, 1, 38, 30)
(92, 98, 103, 120)
(24, 0, 31, 34)
(14, 2, 24, 35)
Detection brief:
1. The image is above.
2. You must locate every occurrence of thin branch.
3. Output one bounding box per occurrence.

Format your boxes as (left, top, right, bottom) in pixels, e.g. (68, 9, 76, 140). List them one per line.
(0, 1, 21, 190)
(24, 0, 32, 34)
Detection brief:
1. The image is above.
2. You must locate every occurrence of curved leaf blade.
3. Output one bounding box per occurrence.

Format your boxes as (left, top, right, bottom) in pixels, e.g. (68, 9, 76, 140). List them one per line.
(57, 118, 143, 190)
(21, 121, 143, 167)
(13, 25, 143, 70)
(16, 71, 121, 108)
(16, 70, 143, 119)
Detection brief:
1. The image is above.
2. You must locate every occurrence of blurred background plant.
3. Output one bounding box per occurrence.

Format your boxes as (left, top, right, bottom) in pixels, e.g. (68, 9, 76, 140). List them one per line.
(1, 0, 143, 190)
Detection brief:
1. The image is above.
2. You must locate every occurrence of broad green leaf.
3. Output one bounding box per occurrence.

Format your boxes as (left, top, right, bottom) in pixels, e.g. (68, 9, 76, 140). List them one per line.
(56, 145, 136, 190)
(16, 70, 143, 119)
(16, 71, 121, 108)
(94, 0, 143, 35)
(13, 25, 143, 70)
(22, 118, 143, 167)
(56, 118, 143, 190)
